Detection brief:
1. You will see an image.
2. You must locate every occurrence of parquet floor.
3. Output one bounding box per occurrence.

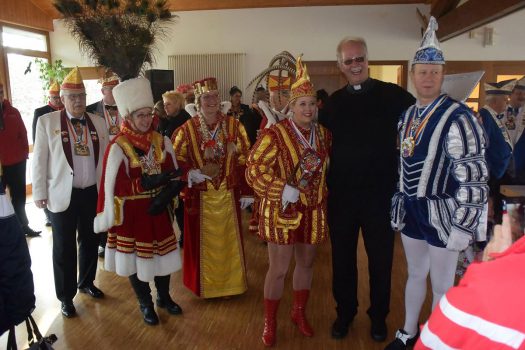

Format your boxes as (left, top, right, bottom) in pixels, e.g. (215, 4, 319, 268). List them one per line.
(1, 202, 432, 350)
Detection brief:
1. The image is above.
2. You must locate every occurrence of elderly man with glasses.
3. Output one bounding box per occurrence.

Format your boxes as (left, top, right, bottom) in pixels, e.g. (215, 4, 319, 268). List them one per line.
(32, 67, 109, 318)
(319, 37, 415, 342)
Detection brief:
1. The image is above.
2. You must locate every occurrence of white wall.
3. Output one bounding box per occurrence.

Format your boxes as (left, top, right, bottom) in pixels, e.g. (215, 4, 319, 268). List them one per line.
(50, 4, 525, 95)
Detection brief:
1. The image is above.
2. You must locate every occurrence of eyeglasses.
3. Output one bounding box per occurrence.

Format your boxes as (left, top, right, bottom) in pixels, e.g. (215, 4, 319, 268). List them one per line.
(64, 93, 86, 100)
(132, 112, 154, 120)
(342, 56, 366, 65)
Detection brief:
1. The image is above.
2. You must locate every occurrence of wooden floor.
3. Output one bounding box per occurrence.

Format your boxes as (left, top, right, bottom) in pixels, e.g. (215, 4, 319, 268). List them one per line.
(1, 203, 432, 350)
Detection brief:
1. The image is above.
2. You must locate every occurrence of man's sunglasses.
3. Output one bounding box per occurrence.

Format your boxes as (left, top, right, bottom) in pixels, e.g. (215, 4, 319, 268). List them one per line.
(342, 56, 366, 65)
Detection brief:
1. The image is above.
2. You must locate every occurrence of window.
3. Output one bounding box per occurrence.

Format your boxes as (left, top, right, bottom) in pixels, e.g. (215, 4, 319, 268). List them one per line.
(2, 26, 47, 51)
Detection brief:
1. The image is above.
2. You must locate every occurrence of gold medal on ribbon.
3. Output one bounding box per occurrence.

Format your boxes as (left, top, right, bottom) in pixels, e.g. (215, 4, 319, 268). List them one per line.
(401, 137, 415, 158)
(109, 125, 120, 135)
(74, 143, 90, 156)
(201, 163, 220, 178)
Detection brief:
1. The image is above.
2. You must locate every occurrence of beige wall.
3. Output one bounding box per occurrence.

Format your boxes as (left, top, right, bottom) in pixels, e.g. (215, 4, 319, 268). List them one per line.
(50, 5, 525, 97)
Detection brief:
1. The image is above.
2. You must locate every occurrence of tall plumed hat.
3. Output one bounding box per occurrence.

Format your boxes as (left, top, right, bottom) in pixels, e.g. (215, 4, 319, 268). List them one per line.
(61, 67, 85, 92)
(515, 76, 525, 90)
(412, 16, 445, 66)
(290, 56, 316, 102)
(248, 51, 296, 101)
(48, 80, 60, 96)
(484, 79, 516, 95)
(54, 0, 174, 116)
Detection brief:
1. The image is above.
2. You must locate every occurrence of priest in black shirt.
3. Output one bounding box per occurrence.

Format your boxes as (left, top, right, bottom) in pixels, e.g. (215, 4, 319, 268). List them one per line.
(319, 37, 415, 342)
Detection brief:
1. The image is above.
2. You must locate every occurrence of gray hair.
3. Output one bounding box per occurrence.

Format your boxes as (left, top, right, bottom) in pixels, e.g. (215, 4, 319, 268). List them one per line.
(336, 37, 368, 63)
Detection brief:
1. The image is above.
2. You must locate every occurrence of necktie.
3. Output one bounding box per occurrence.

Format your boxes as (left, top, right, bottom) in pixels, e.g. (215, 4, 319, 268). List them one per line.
(71, 118, 86, 126)
(508, 106, 519, 116)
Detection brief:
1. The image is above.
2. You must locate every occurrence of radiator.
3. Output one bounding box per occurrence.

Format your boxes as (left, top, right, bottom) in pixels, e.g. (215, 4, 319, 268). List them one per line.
(168, 53, 246, 101)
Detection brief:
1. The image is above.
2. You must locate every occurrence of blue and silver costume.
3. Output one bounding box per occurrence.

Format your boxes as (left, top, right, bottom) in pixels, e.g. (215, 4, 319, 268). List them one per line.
(479, 106, 512, 180)
(391, 94, 489, 247)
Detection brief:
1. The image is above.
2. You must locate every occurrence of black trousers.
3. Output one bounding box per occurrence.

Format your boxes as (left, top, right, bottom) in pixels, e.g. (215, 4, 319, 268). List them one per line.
(128, 274, 171, 306)
(48, 185, 99, 302)
(2, 160, 29, 228)
(328, 188, 395, 323)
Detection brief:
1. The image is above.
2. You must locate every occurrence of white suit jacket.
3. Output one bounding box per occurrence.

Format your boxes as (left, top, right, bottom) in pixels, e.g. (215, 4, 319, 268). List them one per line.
(32, 109, 109, 213)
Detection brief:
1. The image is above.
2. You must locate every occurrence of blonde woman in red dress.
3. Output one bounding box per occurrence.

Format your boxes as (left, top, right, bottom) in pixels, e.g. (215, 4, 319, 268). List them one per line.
(246, 56, 331, 347)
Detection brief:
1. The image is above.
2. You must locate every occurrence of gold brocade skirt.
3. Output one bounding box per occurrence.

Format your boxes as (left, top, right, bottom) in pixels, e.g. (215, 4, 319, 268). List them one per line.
(199, 181, 247, 298)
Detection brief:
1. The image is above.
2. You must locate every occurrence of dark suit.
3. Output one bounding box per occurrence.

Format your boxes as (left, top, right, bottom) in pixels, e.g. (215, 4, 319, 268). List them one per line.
(320, 78, 415, 324)
(33, 104, 58, 143)
(86, 100, 104, 117)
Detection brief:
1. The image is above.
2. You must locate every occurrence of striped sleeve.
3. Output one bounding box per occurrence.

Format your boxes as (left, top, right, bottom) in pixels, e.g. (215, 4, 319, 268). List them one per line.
(245, 129, 286, 202)
(417, 295, 525, 350)
(445, 113, 489, 238)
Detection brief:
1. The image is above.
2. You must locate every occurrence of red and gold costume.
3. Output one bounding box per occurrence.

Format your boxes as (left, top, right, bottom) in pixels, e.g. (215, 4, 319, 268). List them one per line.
(246, 118, 331, 244)
(94, 120, 181, 282)
(172, 109, 251, 298)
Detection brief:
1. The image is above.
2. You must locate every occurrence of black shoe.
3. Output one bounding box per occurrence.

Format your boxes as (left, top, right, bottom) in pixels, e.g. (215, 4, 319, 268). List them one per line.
(371, 319, 388, 342)
(79, 285, 104, 299)
(140, 305, 159, 325)
(24, 226, 41, 237)
(384, 329, 419, 350)
(61, 301, 76, 318)
(157, 297, 183, 315)
(331, 317, 351, 339)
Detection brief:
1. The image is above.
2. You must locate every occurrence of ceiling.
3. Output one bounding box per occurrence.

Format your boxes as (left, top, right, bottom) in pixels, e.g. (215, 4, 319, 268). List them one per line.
(24, 0, 525, 41)
(31, 0, 430, 20)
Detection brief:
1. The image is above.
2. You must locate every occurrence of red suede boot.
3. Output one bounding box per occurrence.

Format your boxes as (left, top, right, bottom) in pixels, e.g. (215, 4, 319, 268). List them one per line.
(262, 299, 280, 347)
(291, 289, 314, 337)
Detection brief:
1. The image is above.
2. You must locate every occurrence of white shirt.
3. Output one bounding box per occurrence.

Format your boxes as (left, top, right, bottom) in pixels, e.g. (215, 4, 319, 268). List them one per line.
(66, 110, 97, 189)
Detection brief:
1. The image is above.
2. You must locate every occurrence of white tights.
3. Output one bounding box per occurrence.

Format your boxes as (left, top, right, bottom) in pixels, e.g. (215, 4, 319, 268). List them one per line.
(401, 234, 459, 336)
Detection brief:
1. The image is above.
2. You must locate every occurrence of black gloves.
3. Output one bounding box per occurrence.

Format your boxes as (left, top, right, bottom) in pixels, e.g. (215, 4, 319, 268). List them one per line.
(148, 180, 185, 216)
(140, 168, 182, 191)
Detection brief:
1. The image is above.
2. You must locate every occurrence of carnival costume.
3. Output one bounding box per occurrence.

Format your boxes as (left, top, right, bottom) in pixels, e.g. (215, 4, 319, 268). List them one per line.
(386, 17, 488, 350)
(172, 77, 251, 298)
(246, 56, 331, 347)
(56, 0, 182, 325)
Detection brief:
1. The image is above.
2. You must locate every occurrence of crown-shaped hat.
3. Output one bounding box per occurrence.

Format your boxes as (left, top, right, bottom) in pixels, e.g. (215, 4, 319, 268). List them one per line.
(49, 80, 60, 96)
(290, 56, 316, 102)
(412, 16, 445, 66)
(100, 73, 119, 88)
(61, 67, 85, 91)
(193, 77, 218, 98)
(515, 76, 525, 90)
(485, 79, 516, 95)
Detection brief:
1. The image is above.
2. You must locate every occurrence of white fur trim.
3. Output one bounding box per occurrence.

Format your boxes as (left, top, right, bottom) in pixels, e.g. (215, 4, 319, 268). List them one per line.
(94, 144, 125, 233)
(106, 248, 182, 282)
(113, 77, 154, 117)
(185, 103, 198, 117)
(220, 101, 232, 115)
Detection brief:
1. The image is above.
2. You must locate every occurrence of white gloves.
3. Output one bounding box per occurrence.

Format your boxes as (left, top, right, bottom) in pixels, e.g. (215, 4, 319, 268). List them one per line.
(446, 228, 472, 251)
(282, 184, 300, 208)
(239, 197, 255, 210)
(188, 169, 211, 188)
